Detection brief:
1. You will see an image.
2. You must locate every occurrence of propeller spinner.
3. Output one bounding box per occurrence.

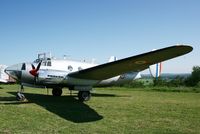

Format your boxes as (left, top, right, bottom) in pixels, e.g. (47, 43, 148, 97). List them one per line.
(29, 62, 41, 77)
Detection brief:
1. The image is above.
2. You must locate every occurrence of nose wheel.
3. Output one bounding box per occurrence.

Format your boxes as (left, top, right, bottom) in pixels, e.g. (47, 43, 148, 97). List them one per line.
(16, 92, 26, 101)
(16, 85, 26, 101)
(78, 91, 91, 101)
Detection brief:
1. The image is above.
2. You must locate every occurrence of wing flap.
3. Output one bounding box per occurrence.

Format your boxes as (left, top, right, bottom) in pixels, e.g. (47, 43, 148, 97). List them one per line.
(68, 45, 193, 80)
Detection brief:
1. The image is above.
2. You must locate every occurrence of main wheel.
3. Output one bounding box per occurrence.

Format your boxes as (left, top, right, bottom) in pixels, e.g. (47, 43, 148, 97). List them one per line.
(52, 87, 63, 96)
(78, 91, 91, 101)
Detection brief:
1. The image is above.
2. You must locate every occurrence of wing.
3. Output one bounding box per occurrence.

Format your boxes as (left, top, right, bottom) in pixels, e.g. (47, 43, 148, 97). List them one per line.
(68, 45, 193, 80)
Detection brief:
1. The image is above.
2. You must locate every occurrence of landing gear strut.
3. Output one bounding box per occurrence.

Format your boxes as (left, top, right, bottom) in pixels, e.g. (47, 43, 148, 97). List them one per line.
(52, 87, 63, 96)
(78, 91, 91, 101)
(16, 85, 26, 101)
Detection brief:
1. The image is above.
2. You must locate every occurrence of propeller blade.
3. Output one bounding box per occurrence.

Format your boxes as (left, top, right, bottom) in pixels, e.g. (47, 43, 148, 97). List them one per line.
(36, 62, 41, 71)
(31, 64, 36, 70)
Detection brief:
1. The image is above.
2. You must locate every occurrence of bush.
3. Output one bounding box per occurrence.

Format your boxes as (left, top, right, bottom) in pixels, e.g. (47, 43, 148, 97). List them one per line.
(170, 76, 185, 87)
(197, 81, 200, 87)
(123, 80, 145, 88)
(185, 66, 200, 87)
(153, 78, 168, 87)
(153, 76, 186, 87)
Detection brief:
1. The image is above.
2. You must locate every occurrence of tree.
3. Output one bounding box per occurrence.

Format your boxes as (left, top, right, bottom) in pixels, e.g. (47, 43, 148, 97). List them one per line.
(185, 66, 200, 86)
(170, 76, 185, 87)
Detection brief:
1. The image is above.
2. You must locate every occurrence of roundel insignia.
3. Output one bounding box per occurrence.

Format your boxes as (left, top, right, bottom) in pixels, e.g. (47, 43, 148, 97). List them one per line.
(135, 60, 147, 65)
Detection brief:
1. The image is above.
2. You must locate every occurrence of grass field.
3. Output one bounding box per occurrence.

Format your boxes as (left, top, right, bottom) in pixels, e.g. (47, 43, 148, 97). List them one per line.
(0, 85, 200, 134)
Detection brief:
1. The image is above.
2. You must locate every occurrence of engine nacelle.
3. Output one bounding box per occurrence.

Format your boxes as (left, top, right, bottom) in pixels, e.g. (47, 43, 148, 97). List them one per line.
(149, 63, 162, 78)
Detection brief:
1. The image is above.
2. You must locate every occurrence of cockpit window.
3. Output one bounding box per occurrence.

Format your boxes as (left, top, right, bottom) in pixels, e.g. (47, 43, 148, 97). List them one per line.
(21, 63, 26, 70)
(34, 59, 42, 63)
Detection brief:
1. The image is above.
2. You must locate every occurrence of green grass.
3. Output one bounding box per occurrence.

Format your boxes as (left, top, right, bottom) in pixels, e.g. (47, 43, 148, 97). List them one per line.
(0, 85, 200, 134)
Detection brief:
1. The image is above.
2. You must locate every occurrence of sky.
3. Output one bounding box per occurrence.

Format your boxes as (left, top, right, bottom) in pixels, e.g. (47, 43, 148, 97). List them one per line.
(0, 0, 199, 73)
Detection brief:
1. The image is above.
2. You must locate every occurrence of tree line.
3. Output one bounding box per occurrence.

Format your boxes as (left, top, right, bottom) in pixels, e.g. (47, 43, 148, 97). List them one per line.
(123, 66, 200, 88)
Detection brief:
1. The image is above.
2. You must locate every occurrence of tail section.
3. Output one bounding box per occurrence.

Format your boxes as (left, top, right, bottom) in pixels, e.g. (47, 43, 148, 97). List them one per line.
(0, 65, 9, 83)
(149, 62, 162, 79)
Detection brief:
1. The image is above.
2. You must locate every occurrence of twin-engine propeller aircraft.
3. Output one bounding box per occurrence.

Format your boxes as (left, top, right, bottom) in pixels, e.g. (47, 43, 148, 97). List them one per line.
(5, 45, 193, 101)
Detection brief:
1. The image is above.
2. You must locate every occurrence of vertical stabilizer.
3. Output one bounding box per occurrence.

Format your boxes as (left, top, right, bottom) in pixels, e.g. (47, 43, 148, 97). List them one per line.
(149, 63, 162, 79)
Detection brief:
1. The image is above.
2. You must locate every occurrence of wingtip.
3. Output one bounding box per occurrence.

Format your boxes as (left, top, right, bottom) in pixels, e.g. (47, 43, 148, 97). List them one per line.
(175, 44, 193, 52)
(175, 44, 192, 47)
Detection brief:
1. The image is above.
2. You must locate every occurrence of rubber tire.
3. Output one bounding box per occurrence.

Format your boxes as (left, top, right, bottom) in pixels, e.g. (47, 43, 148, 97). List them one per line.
(78, 91, 91, 101)
(52, 88, 63, 96)
(16, 92, 26, 101)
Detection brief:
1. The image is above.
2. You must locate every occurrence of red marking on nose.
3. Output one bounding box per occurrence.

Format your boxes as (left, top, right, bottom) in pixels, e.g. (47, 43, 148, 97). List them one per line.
(29, 69, 38, 76)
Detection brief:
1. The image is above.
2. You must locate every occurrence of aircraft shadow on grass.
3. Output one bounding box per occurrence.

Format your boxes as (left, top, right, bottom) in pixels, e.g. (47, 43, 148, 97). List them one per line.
(1, 91, 130, 123)
(92, 93, 131, 97)
(2, 92, 105, 123)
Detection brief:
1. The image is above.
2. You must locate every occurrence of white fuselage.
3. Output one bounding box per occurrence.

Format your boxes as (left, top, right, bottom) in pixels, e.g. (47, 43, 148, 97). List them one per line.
(6, 58, 141, 89)
(38, 59, 141, 87)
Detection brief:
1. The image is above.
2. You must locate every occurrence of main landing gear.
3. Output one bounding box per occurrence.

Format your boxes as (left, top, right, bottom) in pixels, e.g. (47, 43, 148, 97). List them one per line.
(16, 86, 92, 102)
(78, 91, 91, 102)
(52, 87, 91, 101)
(52, 87, 63, 96)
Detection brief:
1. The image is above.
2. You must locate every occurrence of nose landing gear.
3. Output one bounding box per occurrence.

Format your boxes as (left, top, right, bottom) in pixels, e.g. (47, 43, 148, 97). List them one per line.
(16, 92, 26, 101)
(16, 85, 26, 101)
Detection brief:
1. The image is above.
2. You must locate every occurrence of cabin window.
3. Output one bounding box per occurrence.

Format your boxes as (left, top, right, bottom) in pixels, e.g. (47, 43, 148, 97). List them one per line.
(47, 61, 51, 66)
(68, 65, 73, 71)
(41, 61, 46, 66)
(78, 67, 83, 71)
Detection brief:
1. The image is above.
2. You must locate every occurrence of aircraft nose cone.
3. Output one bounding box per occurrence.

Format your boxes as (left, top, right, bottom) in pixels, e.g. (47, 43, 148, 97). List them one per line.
(5, 63, 23, 80)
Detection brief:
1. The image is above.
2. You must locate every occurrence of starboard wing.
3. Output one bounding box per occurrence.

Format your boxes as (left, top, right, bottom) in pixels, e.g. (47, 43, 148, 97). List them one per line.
(68, 45, 193, 80)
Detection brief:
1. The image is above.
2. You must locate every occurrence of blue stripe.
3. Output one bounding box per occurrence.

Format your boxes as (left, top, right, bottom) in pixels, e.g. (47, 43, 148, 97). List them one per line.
(156, 63, 159, 79)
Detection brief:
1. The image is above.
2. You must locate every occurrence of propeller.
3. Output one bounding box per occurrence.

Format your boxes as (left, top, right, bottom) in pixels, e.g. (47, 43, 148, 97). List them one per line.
(29, 62, 42, 83)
